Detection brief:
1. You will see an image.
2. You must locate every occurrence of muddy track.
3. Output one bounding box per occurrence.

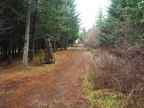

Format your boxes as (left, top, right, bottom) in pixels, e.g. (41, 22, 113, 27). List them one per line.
(0, 46, 92, 108)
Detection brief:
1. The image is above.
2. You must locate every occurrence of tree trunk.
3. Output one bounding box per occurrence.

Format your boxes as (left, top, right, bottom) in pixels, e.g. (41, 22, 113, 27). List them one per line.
(44, 37, 53, 63)
(18, 22, 22, 57)
(12, 45, 14, 55)
(3, 46, 7, 59)
(64, 37, 68, 50)
(7, 35, 12, 64)
(60, 37, 63, 51)
(18, 35, 22, 57)
(71, 39, 74, 46)
(0, 46, 2, 55)
(14, 45, 17, 55)
(60, 43, 63, 51)
(53, 35, 56, 52)
(22, 5, 31, 67)
(30, 9, 37, 61)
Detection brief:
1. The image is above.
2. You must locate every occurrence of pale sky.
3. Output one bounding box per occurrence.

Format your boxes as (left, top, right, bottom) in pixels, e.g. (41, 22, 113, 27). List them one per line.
(75, 0, 110, 30)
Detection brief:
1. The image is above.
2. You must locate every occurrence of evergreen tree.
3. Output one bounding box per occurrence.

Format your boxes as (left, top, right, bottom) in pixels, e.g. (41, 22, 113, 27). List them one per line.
(97, 0, 144, 47)
(95, 7, 104, 27)
(0, 0, 80, 66)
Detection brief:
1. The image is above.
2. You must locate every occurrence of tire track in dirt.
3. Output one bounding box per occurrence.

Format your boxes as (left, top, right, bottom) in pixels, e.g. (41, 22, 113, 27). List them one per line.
(0, 46, 91, 108)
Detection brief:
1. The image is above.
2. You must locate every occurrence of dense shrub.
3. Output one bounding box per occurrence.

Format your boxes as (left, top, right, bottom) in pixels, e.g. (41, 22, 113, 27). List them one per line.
(90, 47, 144, 107)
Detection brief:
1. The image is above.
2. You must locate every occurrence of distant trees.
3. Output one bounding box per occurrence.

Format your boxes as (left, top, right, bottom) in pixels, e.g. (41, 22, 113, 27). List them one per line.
(0, 0, 80, 66)
(96, 0, 144, 47)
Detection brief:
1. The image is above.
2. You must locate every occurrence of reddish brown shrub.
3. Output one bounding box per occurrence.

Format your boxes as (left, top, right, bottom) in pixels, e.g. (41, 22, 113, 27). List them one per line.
(82, 27, 100, 48)
(90, 47, 144, 107)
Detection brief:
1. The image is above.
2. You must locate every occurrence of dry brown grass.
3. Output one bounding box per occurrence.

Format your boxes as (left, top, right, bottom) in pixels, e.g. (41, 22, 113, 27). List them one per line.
(90, 47, 144, 107)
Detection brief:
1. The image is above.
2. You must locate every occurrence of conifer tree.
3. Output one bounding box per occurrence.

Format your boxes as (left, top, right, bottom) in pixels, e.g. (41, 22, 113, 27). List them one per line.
(97, 0, 144, 47)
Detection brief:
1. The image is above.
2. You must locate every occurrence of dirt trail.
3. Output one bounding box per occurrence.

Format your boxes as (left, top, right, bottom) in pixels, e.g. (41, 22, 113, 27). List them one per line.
(0, 46, 92, 108)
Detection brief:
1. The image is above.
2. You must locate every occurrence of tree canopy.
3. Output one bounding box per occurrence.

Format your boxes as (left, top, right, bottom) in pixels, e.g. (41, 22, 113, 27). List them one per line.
(96, 0, 144, 47)
(0, 0, 80, 66)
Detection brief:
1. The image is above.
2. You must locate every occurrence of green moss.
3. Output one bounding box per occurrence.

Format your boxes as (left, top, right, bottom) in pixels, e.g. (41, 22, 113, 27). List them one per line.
(83, 75, 125, 108)
(87, 89, 124, 108)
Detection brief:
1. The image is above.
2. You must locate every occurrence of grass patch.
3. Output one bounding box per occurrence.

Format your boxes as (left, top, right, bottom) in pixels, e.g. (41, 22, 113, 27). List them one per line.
(87, 89, 124, 108)
(83, 75, 125, 108)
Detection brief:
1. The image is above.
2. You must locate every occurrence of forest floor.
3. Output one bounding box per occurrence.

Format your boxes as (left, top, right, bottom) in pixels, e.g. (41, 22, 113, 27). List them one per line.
(0, 45, 92, 108)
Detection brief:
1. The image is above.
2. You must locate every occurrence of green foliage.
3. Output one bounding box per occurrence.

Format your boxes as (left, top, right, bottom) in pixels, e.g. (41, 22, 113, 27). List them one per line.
(83, 75, 124, 108)
(36, 0, 80, 47)
(87, 89, 124, 108)
(0, 0, 80, 65)
(38, 49, 45, 64)
(95, 7, 104, 27)
(97, 0, 144, 47)
(0, 0, 80, 46)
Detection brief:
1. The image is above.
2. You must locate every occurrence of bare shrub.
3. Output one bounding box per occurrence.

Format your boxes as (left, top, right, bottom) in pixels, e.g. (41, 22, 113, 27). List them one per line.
(82, 27, 100, 48)
(90, 47, 144, 107)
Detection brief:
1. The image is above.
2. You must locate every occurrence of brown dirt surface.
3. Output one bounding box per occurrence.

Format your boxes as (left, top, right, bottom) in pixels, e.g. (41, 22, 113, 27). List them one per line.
(0, 45, 92, 108)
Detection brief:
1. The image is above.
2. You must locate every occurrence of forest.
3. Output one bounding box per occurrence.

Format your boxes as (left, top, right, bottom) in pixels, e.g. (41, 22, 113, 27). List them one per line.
(0, 0, 144, 108)
(0, 0, 79, 66)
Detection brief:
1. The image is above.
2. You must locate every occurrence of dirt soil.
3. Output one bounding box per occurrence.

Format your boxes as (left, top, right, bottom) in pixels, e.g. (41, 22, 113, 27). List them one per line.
(0, 46, 92, 108)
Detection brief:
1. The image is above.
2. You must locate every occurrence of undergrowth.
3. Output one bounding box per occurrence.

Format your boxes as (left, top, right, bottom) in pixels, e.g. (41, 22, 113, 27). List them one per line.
(83, 75, 124, 108)
(84, 47, 144, 108)
(37, 49, 45, 64)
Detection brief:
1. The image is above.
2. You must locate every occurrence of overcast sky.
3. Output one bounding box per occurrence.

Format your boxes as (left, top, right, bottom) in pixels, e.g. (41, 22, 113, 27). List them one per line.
(75, 0, 110, 30)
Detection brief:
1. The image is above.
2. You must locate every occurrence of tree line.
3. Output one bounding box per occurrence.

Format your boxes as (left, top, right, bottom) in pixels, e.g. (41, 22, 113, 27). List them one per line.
(82, 0, 144, 48)
(82, 1, 144, 107)
(0, 0, 80, 66)
(97, 0, 144, 47)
